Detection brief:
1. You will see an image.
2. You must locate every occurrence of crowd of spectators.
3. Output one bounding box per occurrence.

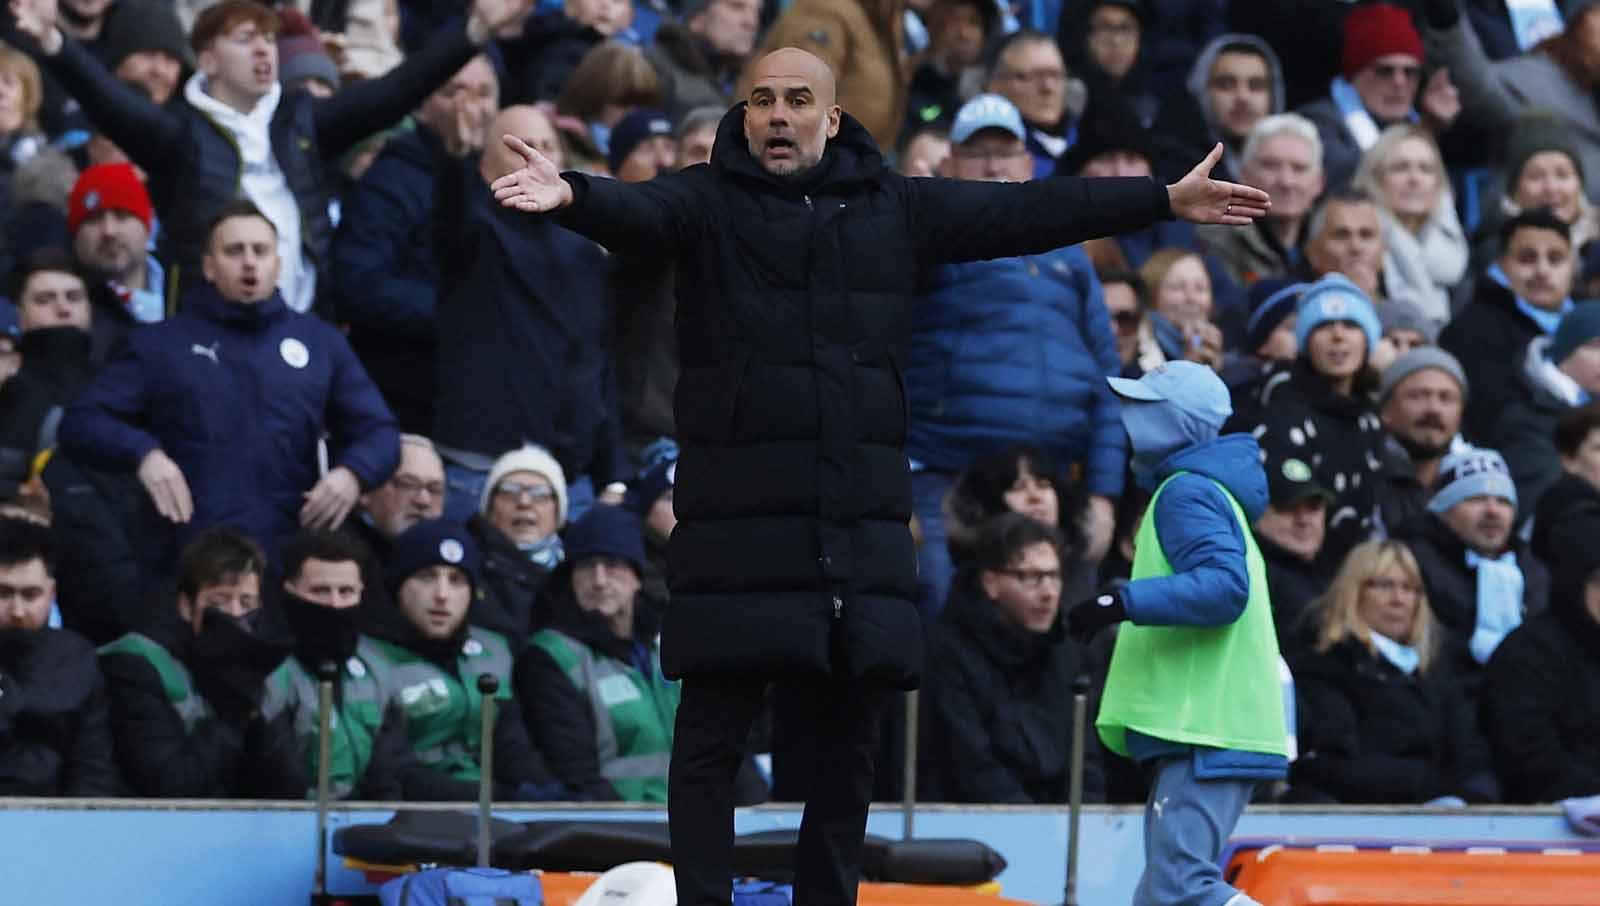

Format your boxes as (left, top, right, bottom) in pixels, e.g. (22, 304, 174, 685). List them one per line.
(0, 0, 1597, 815)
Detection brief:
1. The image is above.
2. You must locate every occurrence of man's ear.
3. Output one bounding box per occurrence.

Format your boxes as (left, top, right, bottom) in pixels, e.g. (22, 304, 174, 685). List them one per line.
(978, 568, 1002, 601)
(826, 104, 841, 139)
(197, 47, 218, 80)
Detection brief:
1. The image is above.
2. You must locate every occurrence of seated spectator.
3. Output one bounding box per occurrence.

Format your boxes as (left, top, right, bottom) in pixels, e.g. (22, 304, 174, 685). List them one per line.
(1291, 540, 1499, 805)
(1485, 520, 1600, 803)
(332, 54, 500, 435)
(982, 31, 1078, 178)
(1096, 268, 1145, 376)
(1392, 447, 1549, 703)
(1301, 188, 1386, 304)
(69, 163, 164, 339)
(608, 108, 674, 181)
(7, 0, 528, 312)
(1237, 274, 1385, 564)
(1221, 277, 1303, 399)
(0, 515, 118, 795)
(1472, 112, 1598, 276)
(1298, 3, 1458, 192)
(554, 42, 665, 167)
(370, 519, 564, 798)
(1376, 348, 1468, 535)
(1197, 113, 1324, 287)
(1422, 0, 1600, 205)
(1492, 303, 1600, 511)
(517, 505, 674, 802)
(433, 104, 619, 519)
(673, 106, 722, 169)
(644, 0, 760, 124)
(0, 250, 96, 500)
(1442, 208, 1576, 442)
(1254, 454, 1334, 653)
(1532, 407, 1600, 572)
(908, 94, 1121, 619)
(903, 0, 996, 135)
(467, 446, 569, 639)
(1151, 34, 1284, 185)
(925, 511, 1104, 803)
(1136, 248, 1224, 372)
(1061, 1, 1162, 129)
(622, 439, 676, 605)
(342, 433, 449, 619)
(59, 202, 400, 578)
(1373, 295, 1435, 372)
(276, 11, 342, 99)
(99, 528, 289, 796)
(1352, 125, 1467, 331)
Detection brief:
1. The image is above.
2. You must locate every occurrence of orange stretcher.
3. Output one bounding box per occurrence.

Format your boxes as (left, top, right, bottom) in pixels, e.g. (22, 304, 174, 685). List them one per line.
(1226, 842, 1600, 905)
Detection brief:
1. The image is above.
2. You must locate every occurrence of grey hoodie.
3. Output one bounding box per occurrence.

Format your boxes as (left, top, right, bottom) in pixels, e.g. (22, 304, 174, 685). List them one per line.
(1185, 34, 1288, 171)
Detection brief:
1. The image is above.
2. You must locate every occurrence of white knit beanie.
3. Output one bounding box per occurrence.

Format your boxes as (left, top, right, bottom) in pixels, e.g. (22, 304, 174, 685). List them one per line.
(480, 445, 569, 523)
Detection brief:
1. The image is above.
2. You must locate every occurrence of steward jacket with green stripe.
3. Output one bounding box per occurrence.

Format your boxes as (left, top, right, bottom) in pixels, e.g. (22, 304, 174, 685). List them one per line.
(515, 589, 678, 802)
(366, 625, 562, 797)
(99, 619, 288, 797)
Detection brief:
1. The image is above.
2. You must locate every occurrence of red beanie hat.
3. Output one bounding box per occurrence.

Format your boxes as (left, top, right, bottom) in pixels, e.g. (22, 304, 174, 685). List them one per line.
(1341, 3, 1424, 80)
(68, 163, 153, 235)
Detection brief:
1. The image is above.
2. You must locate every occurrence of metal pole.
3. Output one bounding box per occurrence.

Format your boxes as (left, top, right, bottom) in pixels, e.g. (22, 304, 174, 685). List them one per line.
(314, 663, 336, 897)
(1065, 675, 1091, 906)
(477, 674, 500, 868)
(901, 690, 919, 841)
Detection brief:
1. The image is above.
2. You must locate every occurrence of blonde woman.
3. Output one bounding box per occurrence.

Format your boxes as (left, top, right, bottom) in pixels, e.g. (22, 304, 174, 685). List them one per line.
(1288, 540, 1499, 804)
(1352, 124, 1466, 332)
(1135, 248, 1223, 372)
(0, 44, 46, 173)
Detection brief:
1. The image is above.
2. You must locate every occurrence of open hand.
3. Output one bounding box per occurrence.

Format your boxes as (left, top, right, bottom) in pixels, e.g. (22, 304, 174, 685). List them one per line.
(491, 134, 574, 213)
(138, 449, 194, 524)
(300, 466, 361, 530)
(1167, 144, 1271, 226)
(7, 0, 62, 54)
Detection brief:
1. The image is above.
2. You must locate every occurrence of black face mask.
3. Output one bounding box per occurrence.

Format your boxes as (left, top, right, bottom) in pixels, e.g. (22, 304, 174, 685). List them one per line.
(280, 592, 363, 670)
(0, 626, 40, 660)
(190, 609, 289, 719)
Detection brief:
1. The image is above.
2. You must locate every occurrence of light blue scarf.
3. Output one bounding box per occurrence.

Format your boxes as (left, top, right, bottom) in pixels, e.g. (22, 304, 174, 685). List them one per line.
(1370, 631, 1421, 675)
(1465, 549, 1525, 664)
(518, 534, 565, 571)
(1486, 263, 1573, 334)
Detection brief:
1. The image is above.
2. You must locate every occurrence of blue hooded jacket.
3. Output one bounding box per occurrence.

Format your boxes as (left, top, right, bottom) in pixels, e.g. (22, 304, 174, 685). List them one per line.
(59, 285, 400, 570)
(1119, 405, 1286, 779)
(907, 244, 1125, 495)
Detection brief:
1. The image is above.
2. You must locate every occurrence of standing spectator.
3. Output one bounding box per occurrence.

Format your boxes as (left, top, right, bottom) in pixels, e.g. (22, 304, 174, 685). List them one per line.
(348, 433, 447, 570)
(1392, 447, 1549, 702)
(1198, 113, 1325, 286)
(96, 0, 190, 105)
(5, 0, 532, 313)
(1241, 274, 1386, 565)
(68, 163, 164, 339)
(1442, 208, 1576, 442)
(1301, 188, 1387, 303)
(1152, 34, 1284, 185)
(467, 445, 568, 639)
(1377, 347, 1467, 535)
(517, 505, 677, 802)
(904, 0, 996, 135)
(1297, 3, 1459, 191)
(58, 202, 401, 578)
(432, 104, 620, 519)
(645, 0, 761, 123)
(985, 31, 1077, 178)
(743, 0, 905, 150)
(925, 511, 1104, 803)
(333, 55, 500, 435)
(1486, 510, 1600, 804)
(0, 44, 49, 262)
(0, 515, 119, 795)
(369, 519, 566, 798)
(1291, 539, 1499, 805)
(908, 94, 1123, 618)
(1492, 303, 1600, 511)
(98, 528, 289, 797)
(1254, 454, 1334, 653)
(1352, 125, 1467, 331)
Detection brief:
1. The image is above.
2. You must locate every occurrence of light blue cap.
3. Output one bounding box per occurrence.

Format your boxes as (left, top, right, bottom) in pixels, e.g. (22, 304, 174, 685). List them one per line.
(950, 93, 1026, 144)
(1107, 360, 1233, 433)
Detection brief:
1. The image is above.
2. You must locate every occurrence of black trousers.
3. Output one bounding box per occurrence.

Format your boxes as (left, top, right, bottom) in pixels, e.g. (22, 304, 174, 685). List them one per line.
(669, 672, 893, 906)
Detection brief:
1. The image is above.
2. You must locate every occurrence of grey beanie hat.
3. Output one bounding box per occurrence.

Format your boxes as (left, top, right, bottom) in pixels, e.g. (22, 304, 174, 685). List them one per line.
(1379, 295, 1439, 344)
(1380, 346, 1468, 403)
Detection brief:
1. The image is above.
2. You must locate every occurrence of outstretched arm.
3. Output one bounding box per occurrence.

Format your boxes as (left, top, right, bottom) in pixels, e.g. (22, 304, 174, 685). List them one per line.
(911, 144, 1270, 264)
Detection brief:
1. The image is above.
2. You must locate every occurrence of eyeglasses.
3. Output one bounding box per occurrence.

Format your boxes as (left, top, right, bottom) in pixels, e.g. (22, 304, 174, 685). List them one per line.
(1362, 577, 1419, 595)
(1371, 62, 1422, 82)
(1002, 568, 1063, 589)
(390, 476, 445, 498)
(495, 481, 556, 504)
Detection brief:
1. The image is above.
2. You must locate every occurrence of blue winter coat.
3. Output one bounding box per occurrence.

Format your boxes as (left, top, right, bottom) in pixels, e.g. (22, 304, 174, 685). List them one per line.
(59, 286, 400, 569)
(907, 245, 1125, 496)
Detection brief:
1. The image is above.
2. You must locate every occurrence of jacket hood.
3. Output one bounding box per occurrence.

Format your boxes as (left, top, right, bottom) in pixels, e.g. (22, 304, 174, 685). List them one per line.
(1185, 34, 1286, 141)
(943, 568, 1065, 671)
(182, 283, 289, 327)
(1150, 433, 1269, 522)
(710, 102, 887, 192)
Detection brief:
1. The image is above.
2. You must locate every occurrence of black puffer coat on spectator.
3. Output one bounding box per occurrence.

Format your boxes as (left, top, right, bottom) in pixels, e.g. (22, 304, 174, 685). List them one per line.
(1290, 637, 1499, 804)
(1532, 471, 1600, 573)
(1259, 536, 1331, 656)
(555, 106, 1171, 686)
(924, 571, 1103, 804)
(1439, 277, 1545, 443)
(1236, 360, 1385, 566)
(466, 515, 551, 643)
(0, 627, 120, 796)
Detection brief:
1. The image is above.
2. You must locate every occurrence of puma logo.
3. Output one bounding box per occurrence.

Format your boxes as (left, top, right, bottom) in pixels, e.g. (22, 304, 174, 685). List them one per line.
(191, 342, 219, 364)
(1152, 796, 1170, 820)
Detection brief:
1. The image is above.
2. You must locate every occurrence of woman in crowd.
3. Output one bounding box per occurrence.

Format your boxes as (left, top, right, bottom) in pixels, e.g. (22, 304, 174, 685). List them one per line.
(1136, 247, 1224, 372)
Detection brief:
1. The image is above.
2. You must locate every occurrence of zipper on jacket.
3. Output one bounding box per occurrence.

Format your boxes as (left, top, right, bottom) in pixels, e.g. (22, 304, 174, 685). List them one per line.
(804, 194, 814, 210)
(832, 594, 843, 620)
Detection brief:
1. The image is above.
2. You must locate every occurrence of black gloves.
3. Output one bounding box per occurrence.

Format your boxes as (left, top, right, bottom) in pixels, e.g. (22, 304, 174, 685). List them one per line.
(1066, 590, 1128, 643)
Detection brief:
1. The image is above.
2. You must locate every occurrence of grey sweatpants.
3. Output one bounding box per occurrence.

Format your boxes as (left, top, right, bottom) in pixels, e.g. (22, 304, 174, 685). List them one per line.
(1132, 755, 1258, 906)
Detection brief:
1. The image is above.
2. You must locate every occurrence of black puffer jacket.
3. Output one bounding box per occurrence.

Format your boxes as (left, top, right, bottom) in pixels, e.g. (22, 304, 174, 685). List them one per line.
(556, 106, 1171, 687)
(0, 628, 120, 796)
(1290, 637, 1499, 804)
(924, 571, 1103, 803)
(1439, 277, 1545, 443)
(0, 327, 98, 498)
